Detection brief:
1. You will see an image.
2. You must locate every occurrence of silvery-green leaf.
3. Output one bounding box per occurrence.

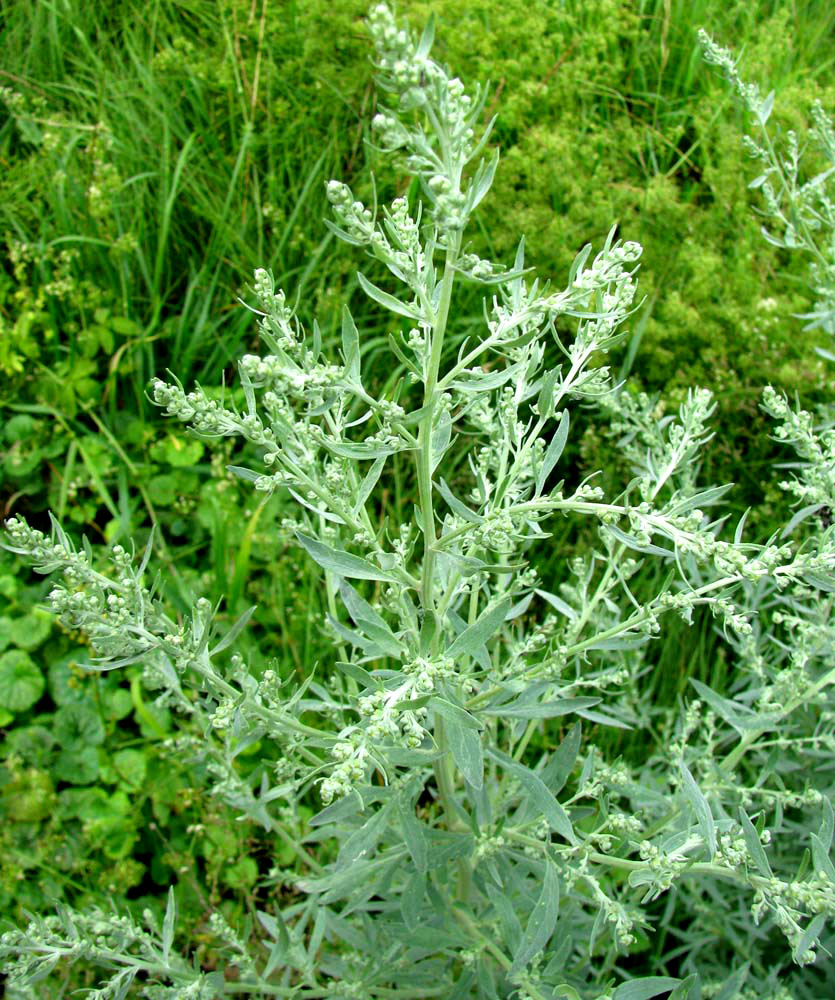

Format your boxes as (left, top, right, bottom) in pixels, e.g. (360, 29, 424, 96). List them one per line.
(286, 487, 346, 523)
(432, 696, 482, 729)
(398, 798, 428, 874)
(433, 699, 483, 789)
(227, 465, 262, 483)
(339, 580, 388, 632)
(510, 860, 559, 974)
(535, 368, 559, 420)
(605, 524, 673, 558)
(324, 219, 370, 246)
(161, 887, 176, 964)
(535, 587, 577, 619)
(482, 697, 600, 719)
(536, 409, 570, 496)
(323, 439, 405, 460)
(810, 832, 835, 882)
(575, 707, 634, 730)
(336, 804, 393, 869)
(689, 679, 767, 733)
(295, 532, 398, 582)
(667, 975, 699, 1000)
(425, 829, 475, 868)
(568, 243, 592, 285)
(680, 763, 716, 858)
(469, 148, 499, 211)
(334, 660, 377, 689)
(436, 477, 483, 523)
(430, 408, 452, 472)
(353, 618, 404, 657)
(446, 596, 512, 661)
(487, 747, 576, 844)
(584, 635, 649, 652)
(327, 614, 378, 655)
(386, 332, 422, 376)
(793, 912, 826, 963)
(451, 364, 521, 393)
(444, 606, 488, 672)
(713, 966, 749, 1000)
(543, 723, 582, 797)
(382, 746, 445, 767)
(612, 978, 683, 1000)
(419, 609, 440, 656)
(820, 796, 834, 851)
(781, 502, 827, 537)
(258, 910, 291, 977)
(739, 808, 772, 877)
(759, 88, 775, 125)
(476, 956, 499, 999)
(309, 788, 368, 829)
(305, 854, 402, 904)
(415, 13, 435, 58)
(449, 972, 477, 999)
(487, 883, 522, 954)
(357, 271, 422, 320)
(341, 305, 361, 384)
(209, 605, 256, 656)
(668, 484, 733, 516)
(354, 456, 387, 514)
(400, 870, 425, 931)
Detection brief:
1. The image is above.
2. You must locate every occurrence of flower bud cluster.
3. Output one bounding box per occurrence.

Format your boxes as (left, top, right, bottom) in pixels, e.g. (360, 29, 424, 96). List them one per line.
(458, 252, 496, 281)
(431, 179, 467, 233)
(403, 654, 454, 693)
(253, 267, 292, 323)
(4, 516, 93, 576)
(475, 511, 518, 551)
(321, 738, 370, 805)
(367, 4, 492, 238)
(358, 688, 425, 746)
(634, 842, 684, 899)
(151, 379, 240, 437)
(699, 31, 764, 116)
(750, 869, 835, 966)
(0, 906, 209, 999)
(371, 110, 408, 151)
(241, 351, 344, 406)
(326, 181, 375, 245)
(762, 386, 835, 508)
(368, 4, 441, 101)
(474, 832, 506, 861)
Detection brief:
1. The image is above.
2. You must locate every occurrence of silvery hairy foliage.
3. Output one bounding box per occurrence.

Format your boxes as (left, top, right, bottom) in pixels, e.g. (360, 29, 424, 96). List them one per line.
(590, 36, 835, 995)
(699, 30, 835, 345)
(3, 6, 835, 999)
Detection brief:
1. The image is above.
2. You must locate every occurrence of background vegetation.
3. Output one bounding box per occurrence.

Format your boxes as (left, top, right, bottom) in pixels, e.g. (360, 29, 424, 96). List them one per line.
(1, 0, 834, 988)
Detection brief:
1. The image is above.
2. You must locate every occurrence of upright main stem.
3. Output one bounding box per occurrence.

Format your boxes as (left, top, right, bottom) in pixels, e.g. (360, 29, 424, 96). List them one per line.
(417, 235, 461, 618)
(415, 235, 470, 893)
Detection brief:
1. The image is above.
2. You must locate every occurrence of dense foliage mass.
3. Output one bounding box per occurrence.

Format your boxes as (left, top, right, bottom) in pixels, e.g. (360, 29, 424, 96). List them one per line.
(1, 2, 835, 998)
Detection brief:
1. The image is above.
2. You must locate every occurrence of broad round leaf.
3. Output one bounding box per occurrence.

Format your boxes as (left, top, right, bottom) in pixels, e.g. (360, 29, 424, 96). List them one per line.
(0, 650, 45, 713)
(0, 617, 12, 654)
(54, 746, 99, 785)
(48, 655, 90, 706)
(8, 611, 52, 651)
(102, 686, 133, 721)
(112, 748, 147, 789)
(54, 702, 106, 749)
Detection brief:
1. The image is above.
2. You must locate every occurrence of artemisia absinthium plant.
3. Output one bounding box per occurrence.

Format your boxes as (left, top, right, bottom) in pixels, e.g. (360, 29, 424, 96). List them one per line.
(3, 7, 835, 999)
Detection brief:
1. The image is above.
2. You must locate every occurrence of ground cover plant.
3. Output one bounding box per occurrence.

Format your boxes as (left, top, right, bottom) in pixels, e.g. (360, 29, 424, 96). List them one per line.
(2, 4, 835, 997)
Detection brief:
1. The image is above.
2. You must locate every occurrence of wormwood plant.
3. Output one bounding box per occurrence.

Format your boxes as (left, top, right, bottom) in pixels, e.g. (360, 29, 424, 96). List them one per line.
(3, 6, 835, 998)
(699, 30, 835, 346)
